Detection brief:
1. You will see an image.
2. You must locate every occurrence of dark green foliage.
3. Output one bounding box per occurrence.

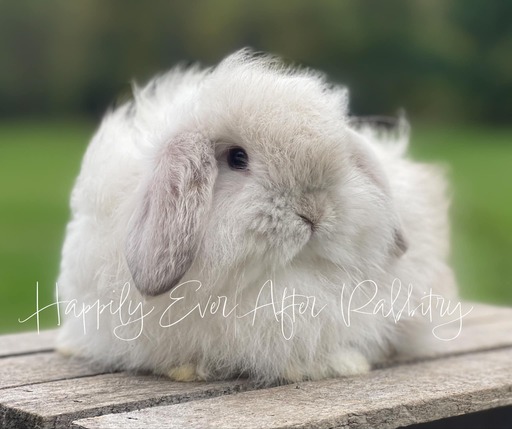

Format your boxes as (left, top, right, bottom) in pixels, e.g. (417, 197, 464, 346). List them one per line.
(0, 1, 511, 123)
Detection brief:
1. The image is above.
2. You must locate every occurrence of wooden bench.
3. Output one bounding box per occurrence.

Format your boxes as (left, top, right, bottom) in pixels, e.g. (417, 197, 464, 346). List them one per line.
(1, 302, 511, 428)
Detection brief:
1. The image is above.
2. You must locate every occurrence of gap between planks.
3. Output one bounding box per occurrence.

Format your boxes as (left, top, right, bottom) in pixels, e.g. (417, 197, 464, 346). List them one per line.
(1, 302, 511, 429)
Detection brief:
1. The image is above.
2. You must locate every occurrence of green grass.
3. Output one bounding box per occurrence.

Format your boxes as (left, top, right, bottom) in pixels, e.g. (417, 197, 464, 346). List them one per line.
(0, 121, 511, 334)
(0, 120, 93, 333)
(409, 126, 512, 306)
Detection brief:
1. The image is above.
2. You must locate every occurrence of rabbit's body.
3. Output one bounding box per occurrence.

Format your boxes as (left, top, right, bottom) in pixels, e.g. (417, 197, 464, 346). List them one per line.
(57, 50, 456, 385)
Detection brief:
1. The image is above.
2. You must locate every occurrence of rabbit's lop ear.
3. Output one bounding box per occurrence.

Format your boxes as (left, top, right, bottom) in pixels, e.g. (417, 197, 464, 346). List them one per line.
(347, 129, 408, 257)
(126, 133, 218, 296)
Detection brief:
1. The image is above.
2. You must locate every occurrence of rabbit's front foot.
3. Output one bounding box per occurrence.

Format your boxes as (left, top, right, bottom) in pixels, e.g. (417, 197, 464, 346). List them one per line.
(56, 345, 76, 358)
(167, 364, 204, 382)
(328, 348, 371, 376)
(283, 348, 371, 383)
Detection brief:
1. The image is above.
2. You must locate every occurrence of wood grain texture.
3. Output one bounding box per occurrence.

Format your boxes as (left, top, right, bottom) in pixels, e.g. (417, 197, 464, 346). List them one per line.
(0, 330, 57, 357)
(72, 348, 512, 429)
(0, 373, 251, 429)
(387, 302, 512, 364)
(0, 303, 511, 429)
(0, 353, 105, 389)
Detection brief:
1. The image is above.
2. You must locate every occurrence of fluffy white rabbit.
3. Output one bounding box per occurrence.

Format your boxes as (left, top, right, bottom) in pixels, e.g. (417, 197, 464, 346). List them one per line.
(57, 49, 457, 385)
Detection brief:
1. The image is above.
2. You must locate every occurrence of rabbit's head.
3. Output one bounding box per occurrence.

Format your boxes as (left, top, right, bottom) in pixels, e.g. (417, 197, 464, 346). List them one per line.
(125, 50, 407, 296)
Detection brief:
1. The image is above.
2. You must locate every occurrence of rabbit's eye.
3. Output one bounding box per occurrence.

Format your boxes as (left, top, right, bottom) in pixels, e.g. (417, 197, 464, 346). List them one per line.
(227, 147, 249, 170)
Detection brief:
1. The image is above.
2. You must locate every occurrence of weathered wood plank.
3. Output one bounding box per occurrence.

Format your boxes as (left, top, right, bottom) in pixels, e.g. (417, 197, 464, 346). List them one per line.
(0, 330, 57, 358)
(0, 373, 251, 429)
(389, 303, 512, 364)
(72, 347, 512, 429)
(0, 353, 105, 389)
(1, 303, 511, 428)
(459, 302, 512, 324)
(425, 316, 512, 358)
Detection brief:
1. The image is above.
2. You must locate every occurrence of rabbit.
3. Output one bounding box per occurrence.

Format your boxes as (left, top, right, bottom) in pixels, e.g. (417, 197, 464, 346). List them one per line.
(56, 49, 457, 385)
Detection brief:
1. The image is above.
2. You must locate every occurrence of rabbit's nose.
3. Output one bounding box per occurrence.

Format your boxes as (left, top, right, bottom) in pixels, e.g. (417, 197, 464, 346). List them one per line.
(297, 213, 316, 231)
(296, 192, 326, 229)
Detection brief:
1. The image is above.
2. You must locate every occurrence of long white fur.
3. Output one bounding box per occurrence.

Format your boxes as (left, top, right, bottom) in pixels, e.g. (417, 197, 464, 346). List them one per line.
(57, 49, 456, 385)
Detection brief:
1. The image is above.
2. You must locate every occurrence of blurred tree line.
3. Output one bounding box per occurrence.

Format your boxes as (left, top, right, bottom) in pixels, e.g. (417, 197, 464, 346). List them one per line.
(0, 0, 511, 123)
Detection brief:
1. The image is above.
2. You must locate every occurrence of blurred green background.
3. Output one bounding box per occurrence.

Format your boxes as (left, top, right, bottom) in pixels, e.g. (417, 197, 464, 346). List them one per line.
(1, 1, 511, 334)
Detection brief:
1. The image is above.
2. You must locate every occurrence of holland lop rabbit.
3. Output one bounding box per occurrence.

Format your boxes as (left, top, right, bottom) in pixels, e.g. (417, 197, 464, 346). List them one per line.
(57, 49, 456, 385)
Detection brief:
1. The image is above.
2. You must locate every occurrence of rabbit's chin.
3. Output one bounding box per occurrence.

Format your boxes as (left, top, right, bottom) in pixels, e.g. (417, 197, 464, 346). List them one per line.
(198, 229, 314, 281)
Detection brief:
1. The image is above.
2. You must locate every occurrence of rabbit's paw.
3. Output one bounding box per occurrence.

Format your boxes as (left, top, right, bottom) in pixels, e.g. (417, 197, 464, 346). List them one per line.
(56, 346, 76, 358)
(167, 364, 204, 382)
(329, 349, 371, 376)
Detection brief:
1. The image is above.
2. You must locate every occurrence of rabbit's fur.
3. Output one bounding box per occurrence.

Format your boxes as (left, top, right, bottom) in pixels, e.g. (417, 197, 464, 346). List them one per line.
(57, 49, 456, 385)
